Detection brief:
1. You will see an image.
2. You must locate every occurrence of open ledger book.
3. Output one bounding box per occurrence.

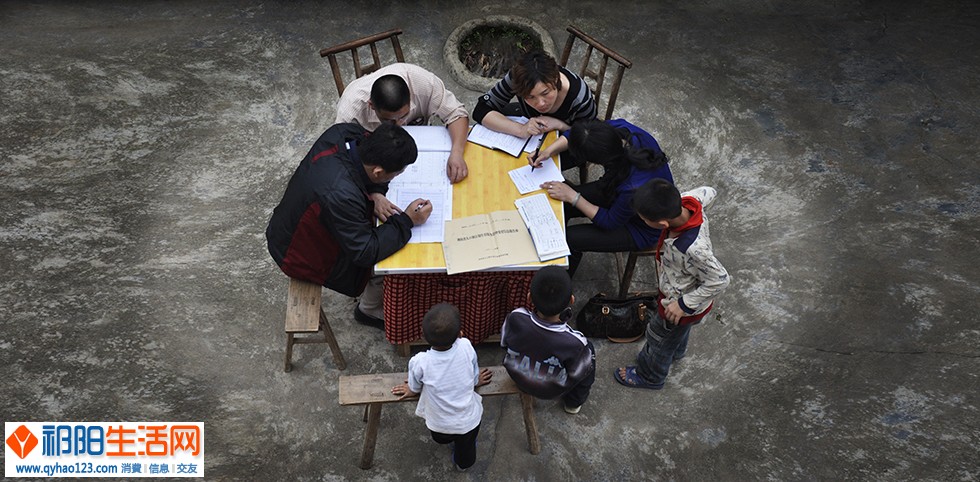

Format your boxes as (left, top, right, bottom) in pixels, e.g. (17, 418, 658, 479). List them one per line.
(466, 117, 545, 157)
(514, 194, 571, 261)
(386, 126, 453, 243)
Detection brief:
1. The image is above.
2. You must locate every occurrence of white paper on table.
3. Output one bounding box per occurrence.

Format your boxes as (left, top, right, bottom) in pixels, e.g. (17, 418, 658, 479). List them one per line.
(387, 150, 453, 243)
(467, 124, 530, 157)
(514, 193, 570, 261)
(391, 150, 449, 184)
(507, 158, 564, 194)
(402, 125, 453, 151)
(388, 184, 452, 243)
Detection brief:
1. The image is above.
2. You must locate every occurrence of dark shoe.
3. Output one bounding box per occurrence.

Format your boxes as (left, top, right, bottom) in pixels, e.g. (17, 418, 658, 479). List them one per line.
(353, 306, 384, 330)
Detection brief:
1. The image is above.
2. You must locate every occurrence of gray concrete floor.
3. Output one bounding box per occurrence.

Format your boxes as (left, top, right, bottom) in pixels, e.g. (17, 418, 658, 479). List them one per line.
(2, 1, 978, 480)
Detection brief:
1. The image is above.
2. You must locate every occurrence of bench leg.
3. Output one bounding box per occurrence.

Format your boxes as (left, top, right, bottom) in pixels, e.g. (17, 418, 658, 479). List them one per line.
(519, 392, 540, 455)
(320, 309, 347, 370)
(360, 403, 382, 469)
(284, 333, 295, 372)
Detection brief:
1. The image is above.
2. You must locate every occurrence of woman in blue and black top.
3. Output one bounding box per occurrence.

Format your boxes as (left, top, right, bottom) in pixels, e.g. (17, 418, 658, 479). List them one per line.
(472, 50, 597, 142)
(535, 119, 675, 277)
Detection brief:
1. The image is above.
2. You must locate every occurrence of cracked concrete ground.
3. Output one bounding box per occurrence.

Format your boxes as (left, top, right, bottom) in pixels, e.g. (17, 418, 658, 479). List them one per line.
(1, 1, 978, 480)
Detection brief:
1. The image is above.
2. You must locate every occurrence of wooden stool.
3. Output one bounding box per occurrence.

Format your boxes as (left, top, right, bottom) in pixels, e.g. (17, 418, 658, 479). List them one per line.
(339, 366, 539, 469)
(284, 278, 346, 372)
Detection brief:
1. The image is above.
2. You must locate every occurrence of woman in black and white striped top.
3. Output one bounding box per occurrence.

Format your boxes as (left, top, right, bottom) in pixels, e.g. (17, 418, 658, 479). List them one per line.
(472, 50, 597, 140)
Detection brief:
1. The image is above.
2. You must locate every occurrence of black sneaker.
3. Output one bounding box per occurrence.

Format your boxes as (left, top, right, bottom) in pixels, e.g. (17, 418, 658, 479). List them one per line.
(353, 306, 384, 330)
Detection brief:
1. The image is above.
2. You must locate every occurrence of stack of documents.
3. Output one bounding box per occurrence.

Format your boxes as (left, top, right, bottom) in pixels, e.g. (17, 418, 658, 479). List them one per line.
(514, 194, 571, 261)
(442, 211, 539, 275)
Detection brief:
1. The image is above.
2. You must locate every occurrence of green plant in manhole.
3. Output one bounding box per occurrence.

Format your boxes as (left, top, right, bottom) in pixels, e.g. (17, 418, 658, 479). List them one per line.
(458, 25, 543, 78)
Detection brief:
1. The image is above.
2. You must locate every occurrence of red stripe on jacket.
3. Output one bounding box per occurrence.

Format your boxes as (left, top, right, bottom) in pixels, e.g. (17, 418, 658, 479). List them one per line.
(278, 203, 339, 285)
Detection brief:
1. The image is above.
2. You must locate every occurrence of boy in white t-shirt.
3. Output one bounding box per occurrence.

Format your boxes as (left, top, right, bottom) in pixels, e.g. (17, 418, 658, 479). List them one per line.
(392, 303, 492, 471)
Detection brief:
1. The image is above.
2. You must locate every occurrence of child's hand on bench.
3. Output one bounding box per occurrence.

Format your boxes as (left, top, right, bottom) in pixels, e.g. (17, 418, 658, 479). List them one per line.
(391, 381, 418, 400)
(476, 368, 493, 388)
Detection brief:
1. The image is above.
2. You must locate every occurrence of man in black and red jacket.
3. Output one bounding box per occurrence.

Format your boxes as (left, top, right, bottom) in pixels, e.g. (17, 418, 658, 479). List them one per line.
(266, 123, 432, 324)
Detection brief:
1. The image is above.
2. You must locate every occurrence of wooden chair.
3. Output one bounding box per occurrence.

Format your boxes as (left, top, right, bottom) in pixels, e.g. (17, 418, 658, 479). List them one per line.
(615, 249, 658, 298)
(283, 278, 346, 372)
(558, 25, 633, 183)
(319, 29, 405, 97)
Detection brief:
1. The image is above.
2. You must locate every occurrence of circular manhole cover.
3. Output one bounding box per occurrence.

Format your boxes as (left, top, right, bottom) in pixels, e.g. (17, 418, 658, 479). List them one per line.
(445, 16, 557, 92)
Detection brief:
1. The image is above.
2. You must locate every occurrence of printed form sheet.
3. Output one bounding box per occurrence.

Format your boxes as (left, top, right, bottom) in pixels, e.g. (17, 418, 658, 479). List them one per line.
(508, 157, 564, 194)
(514, 193, 570, 261)
(387, 150, 453, 243)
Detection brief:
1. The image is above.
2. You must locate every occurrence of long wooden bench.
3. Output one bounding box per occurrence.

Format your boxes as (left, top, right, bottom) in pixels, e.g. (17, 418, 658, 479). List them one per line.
(339, 366, 540, 469)
(283, 278, 346, 372)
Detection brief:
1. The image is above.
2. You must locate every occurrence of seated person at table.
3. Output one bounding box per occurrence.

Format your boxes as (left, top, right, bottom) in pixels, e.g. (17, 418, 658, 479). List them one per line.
(392, 303, 493, 471)
(266, 123, 432, 324)
(336, 63, 470, 185)
(500, 266, 595, 414)
(472, 50, 596, 166)
(536, 119, 674, 277)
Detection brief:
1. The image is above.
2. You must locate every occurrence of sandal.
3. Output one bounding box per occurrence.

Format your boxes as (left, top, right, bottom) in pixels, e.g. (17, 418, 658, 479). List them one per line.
(614, 366, 662, 390)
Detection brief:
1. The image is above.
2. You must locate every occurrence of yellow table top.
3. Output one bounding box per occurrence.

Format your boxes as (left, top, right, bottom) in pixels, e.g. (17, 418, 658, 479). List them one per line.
(376, 130, 567, 274)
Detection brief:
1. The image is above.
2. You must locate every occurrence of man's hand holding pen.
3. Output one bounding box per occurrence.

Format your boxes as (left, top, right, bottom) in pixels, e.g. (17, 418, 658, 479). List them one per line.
(407, 198, 432, 226)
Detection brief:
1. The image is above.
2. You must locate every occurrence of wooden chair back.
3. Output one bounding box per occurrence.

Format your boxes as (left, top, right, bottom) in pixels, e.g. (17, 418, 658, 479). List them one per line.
(559, 25, 632, 121)
(319, 28, 405, 97)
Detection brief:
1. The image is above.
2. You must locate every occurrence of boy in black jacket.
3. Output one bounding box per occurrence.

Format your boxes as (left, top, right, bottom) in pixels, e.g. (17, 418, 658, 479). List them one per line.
(500, 266, 595, 414)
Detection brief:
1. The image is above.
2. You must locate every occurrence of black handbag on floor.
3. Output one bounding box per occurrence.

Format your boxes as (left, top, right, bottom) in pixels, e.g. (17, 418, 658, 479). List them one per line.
(574, 293, 656, 343)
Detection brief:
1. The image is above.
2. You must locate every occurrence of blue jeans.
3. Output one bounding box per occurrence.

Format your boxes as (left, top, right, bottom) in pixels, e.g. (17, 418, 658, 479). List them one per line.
(635, 311, 692, 388)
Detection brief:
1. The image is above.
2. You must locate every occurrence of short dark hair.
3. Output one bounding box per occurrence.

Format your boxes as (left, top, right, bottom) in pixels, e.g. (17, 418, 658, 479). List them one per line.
(530, 266, 573, 317)
(358, 123, 417, 173)
(370, 74, 410, 113)
(422, 303, 461, 347)
(511, 50, 561, 98)
(633, 178, 682, 222)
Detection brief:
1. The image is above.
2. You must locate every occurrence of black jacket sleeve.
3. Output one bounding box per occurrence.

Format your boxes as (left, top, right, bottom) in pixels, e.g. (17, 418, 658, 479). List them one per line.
(318, 182, 413, 269)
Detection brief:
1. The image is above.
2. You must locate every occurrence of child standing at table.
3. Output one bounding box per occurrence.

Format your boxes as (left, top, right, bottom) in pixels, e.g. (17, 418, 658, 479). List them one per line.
(392, 303, 493, 471)
(614, 180, 730, 390)
(500, 266, 596, 414)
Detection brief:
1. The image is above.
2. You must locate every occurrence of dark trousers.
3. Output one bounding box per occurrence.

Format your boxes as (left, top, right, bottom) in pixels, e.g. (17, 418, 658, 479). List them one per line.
(564, 181, 640, 277)
(430, 424, 480, 469)
(562, 341, 597, 407)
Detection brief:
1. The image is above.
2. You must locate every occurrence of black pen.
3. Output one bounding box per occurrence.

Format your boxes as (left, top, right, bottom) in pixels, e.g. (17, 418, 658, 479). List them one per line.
(414, 201, 429, 212)
(530, 135, 545, 172)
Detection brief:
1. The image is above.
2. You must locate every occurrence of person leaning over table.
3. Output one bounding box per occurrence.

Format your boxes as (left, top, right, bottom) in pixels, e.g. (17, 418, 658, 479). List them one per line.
(336, 63, 470, 186)
(266, 122, 432, 329)
(335, 63, 467, 326)
(536, 119, 674, 277)
(471, 50, 597, 170)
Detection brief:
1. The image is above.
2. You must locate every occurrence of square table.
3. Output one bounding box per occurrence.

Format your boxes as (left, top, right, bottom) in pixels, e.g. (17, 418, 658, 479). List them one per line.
(376, 130, 566, 354)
